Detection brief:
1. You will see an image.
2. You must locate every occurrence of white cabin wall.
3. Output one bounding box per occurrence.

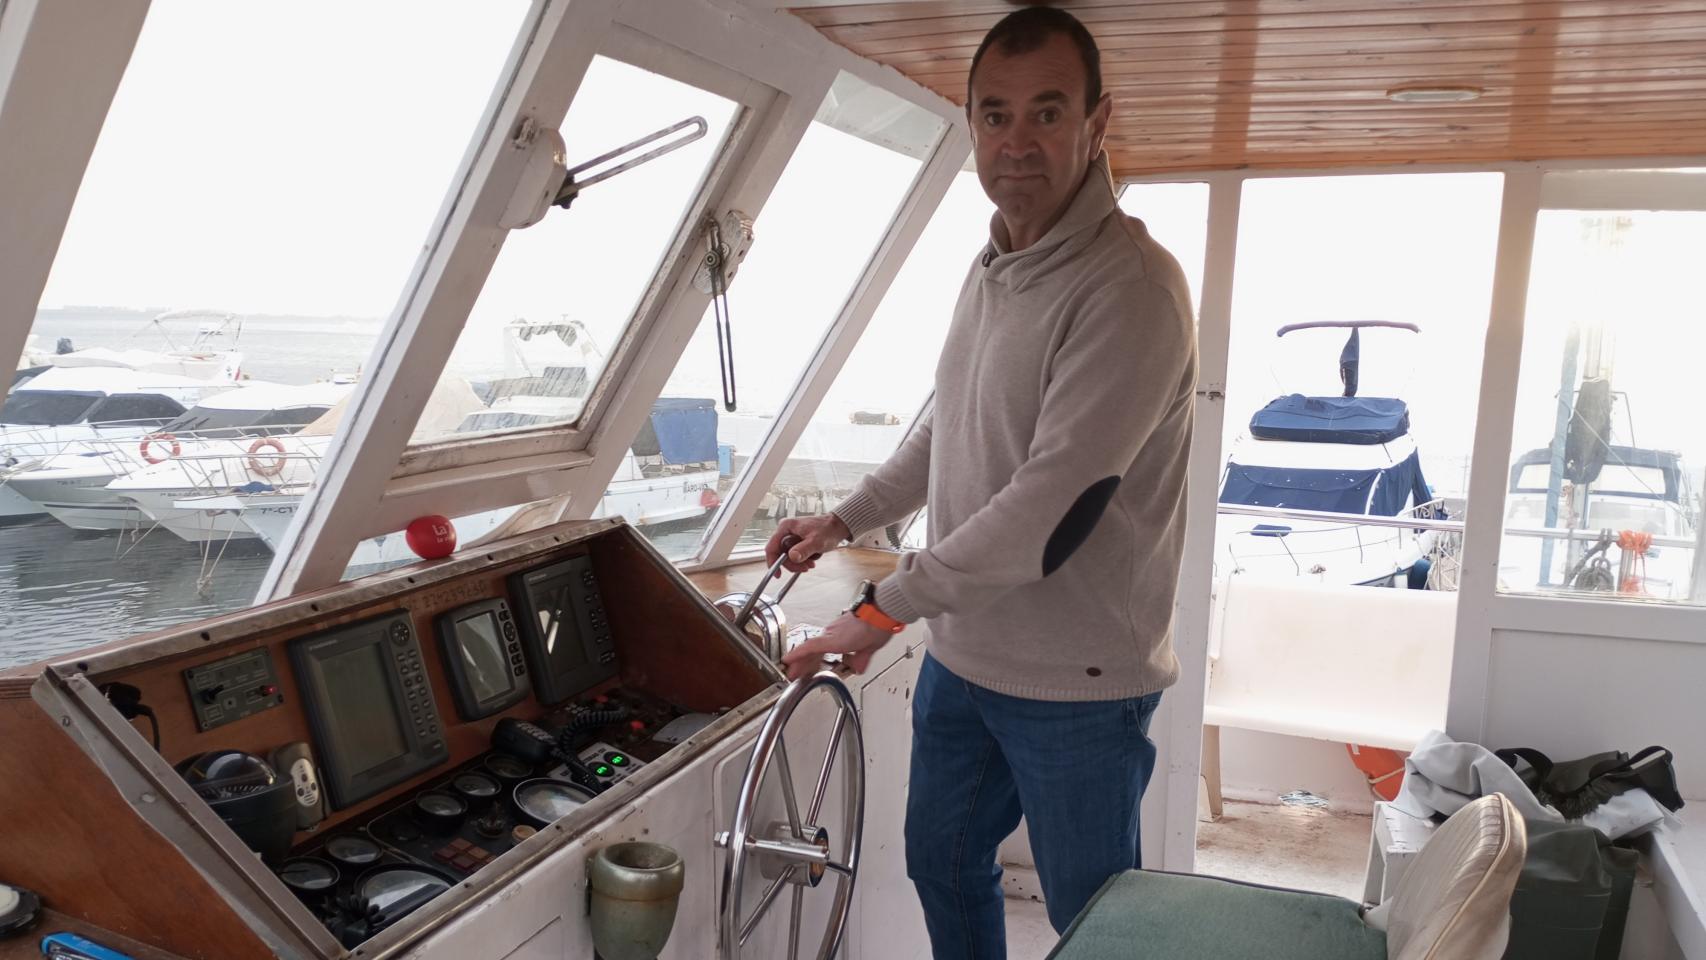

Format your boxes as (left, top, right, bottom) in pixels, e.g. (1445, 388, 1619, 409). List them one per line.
(1479, 628, 1706, 800)
(1627, 879, 1690, 960)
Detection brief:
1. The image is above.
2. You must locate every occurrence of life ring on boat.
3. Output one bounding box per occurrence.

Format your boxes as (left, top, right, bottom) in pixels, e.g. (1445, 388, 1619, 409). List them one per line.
(139, 432, 181, 465)
(246, 437, 288, 477)
(1347, 743, 1407, 802)
(699, 487, 721, 510)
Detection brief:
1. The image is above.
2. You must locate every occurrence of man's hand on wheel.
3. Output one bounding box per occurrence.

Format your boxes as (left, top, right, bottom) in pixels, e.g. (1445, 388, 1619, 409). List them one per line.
(764, 514, 851, 576)
(782, 613, 894, 680)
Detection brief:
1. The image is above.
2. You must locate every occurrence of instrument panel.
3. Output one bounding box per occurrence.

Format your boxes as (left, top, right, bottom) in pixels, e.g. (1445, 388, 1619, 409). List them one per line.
(279, 688, 681, 947)
(260, 549, 697, 944)
(101, 530, 771, 952)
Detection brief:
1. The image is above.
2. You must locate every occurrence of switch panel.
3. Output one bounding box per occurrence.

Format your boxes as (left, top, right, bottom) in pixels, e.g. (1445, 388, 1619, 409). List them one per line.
(184, 648, 285, 732)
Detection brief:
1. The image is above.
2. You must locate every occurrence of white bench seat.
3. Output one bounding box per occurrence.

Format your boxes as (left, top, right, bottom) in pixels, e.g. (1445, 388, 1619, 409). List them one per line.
(1202, 578, 1455, 815)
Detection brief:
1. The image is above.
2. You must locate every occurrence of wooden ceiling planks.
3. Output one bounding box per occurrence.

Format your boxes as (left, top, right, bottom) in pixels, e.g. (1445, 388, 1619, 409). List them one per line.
(788, 0, 1706, 173)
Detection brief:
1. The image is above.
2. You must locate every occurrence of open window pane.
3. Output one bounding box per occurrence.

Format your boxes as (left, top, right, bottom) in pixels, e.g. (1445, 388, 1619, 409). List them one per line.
(734, 171, 989, 553)
(1499, 184, 1706, 603)
(2, 1, 529, 666)
(615, 72, 946, 562)
(406, 55, 741, 447)
(1213, 174, 1503, 590)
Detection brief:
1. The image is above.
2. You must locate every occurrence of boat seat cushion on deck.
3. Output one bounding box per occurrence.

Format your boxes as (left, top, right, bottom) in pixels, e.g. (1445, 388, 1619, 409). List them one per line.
(1045, 870, 1387, 960)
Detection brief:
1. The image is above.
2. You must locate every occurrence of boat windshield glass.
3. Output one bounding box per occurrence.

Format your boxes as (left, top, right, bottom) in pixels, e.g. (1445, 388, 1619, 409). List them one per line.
(627, 71, 945, 561)
(734, 170, 990, 554)
(1513, 462, 1673, 500)
(83, 393, 187, 426)
(3, 0, 532, 668)
(160, 404, 333, 436)
(404, 55, 741, 448)
(0, 391, 101, 426)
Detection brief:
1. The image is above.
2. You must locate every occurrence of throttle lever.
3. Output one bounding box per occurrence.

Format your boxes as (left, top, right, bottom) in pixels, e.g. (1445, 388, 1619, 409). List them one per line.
(734, 535, 819, 631)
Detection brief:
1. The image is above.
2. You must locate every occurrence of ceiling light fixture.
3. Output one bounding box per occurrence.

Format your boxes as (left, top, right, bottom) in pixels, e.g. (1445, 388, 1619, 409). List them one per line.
(1386, 85, 1483, 103)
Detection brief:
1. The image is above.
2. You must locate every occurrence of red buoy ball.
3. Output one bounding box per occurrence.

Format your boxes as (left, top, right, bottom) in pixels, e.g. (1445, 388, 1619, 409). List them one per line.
(405, 515, 457, 559)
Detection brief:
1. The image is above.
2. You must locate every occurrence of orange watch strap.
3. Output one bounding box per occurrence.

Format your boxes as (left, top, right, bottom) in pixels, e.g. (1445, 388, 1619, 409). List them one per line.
(854, 600, 905, 634)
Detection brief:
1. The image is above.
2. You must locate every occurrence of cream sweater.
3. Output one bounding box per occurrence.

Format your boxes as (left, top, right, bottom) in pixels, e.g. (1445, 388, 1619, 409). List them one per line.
(832, 156, 1197, 701)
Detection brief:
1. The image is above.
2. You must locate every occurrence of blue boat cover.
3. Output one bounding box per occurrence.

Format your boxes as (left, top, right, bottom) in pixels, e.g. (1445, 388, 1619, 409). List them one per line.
(1249, 395, 1410, 444)
(634, 397, 718, 465)
(1219, 450, 1430, 516)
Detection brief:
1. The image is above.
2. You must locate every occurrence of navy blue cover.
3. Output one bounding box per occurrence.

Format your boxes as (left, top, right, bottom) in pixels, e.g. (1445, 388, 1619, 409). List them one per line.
(1219, 450, 1429, 516)
(636, 397, 718, 464)
(1249, 395, 1410, 444)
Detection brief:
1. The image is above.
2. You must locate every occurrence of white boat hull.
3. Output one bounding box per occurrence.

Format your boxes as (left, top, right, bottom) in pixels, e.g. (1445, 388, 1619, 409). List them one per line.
(236, 468, 719, 562)
(120, 489, 258, 542)
(7, 469, 144, 531)
(592, 469, 718, 527)
(0, 483, 45, 521)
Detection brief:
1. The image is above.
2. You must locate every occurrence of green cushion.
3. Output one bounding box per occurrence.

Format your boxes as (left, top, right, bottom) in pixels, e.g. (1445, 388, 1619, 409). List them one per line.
(1046, 870, 1388, 960)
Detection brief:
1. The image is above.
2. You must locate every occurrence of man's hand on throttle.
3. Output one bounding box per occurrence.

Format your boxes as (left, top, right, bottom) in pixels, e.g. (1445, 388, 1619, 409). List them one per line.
(764, 514, 851, 576)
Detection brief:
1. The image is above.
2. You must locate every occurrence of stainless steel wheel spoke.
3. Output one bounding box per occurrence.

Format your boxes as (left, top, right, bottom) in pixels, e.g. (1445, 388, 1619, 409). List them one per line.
(788, 885, 803, 959)
(824, 861, 853, 878)
(775, 736, 805, 837)
(740, 865, 796, 945)
(808, 709, 848, 824)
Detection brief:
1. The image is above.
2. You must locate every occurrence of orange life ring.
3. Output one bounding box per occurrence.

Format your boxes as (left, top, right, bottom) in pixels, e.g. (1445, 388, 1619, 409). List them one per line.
(1347, 743, 1407, 802)
(139, 432, 181, 465)
(246, 437, 288, 477)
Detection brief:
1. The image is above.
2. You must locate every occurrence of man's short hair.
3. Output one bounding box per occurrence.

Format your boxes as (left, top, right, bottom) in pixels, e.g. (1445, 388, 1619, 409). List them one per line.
(968, 6, 1103, 114)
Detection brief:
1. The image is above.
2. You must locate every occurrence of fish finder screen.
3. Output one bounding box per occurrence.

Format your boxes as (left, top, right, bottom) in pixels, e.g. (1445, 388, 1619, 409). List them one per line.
(509, 553, 615, 704)
(454, 611, 514, 704)
(322, 643, 408, 772)
(291, 612, 448, 808)
(532, 581, 590, 678)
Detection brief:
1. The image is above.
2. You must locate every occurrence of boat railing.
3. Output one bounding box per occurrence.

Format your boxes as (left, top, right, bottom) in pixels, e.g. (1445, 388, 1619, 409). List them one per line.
(1217, 502, 1464, 535)
(0, 419, 145, 448)
(71, 425, 311, 454)
(1220, 502, 1696, 551)
(1502, 525, 1697, 551)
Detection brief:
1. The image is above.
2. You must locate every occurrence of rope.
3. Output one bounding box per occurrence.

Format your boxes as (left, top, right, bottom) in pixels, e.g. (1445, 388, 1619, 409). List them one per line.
(1617, 529, 1654, 593)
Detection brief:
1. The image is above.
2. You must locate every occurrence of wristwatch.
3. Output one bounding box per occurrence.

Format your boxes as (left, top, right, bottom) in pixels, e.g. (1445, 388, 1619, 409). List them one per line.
(848, 579, 905, 634)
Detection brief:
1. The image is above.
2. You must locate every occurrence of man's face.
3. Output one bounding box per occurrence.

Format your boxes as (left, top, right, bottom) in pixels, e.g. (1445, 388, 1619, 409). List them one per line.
(968, 32, 1111, 234)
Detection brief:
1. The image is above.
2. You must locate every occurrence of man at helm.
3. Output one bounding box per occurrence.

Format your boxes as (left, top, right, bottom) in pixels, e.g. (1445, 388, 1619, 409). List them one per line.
(769, 7, 1197, 956)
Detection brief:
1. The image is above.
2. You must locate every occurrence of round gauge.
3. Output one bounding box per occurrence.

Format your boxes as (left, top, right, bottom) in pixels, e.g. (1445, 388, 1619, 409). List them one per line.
(483, 754, 532, 784)
(384, 819, 422, 844)
(452, 772, 501, 805)
(324, 834, 382, 868)
(278, 857, 340, 894)
(357, 866, 452, 920)
(513, 778, 596, 828)
(412, 790, 468, 833)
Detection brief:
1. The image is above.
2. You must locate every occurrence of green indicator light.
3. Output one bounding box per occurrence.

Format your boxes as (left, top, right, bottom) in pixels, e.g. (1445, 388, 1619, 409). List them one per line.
(609, 754, 627, 767)
(594, 765, 613, 777)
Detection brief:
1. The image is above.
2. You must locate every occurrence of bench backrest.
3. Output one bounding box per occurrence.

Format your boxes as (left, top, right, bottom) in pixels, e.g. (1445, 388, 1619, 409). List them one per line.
(1208, 578, 1455, 729)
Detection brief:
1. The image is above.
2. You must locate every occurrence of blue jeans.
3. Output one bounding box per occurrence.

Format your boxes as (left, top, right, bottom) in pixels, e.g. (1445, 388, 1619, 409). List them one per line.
(905, 653, 1162, 959)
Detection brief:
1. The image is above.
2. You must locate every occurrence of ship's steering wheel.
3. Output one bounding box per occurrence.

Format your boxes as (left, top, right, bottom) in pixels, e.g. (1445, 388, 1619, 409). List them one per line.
(716, 671, 864, 959)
